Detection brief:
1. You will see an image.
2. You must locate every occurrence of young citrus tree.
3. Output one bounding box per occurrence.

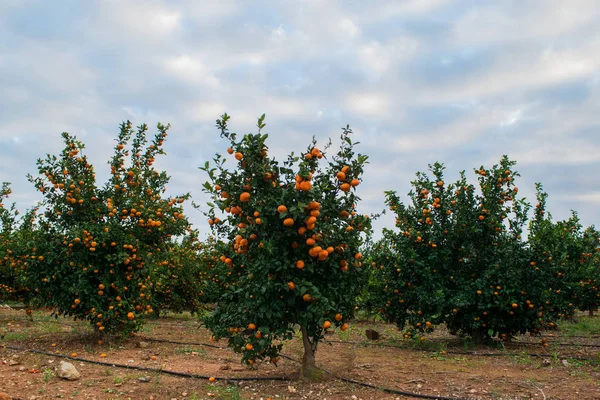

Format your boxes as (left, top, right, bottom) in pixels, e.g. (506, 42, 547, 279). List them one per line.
(24, 122, 191, 336)
(0, 183, 21, 302)
(200, 114, 371, 376)
(372, 157, 554, 341)
(573, 227, 600, 316)
(148, 229, 207, 316)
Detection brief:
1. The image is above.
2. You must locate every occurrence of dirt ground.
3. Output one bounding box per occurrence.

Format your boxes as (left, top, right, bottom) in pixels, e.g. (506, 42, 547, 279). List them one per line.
(1, 308, 599, 400)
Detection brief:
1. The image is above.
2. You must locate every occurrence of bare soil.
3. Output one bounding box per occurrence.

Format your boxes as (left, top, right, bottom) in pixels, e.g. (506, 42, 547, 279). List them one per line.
(1, 308, 599, 400)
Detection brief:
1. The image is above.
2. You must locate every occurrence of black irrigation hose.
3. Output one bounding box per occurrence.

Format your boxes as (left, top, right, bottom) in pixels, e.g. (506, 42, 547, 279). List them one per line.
(1, 340, 468, 400)
(511, 340, 600, 348)
(142, 337, 471, 400)
(0, 344, 290, 383)
(322, 339, 600, 362)
(275, 353, 470, 400)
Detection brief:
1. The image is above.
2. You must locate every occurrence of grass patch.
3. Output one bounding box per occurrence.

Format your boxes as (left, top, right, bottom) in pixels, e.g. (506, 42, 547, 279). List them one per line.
(559, 315, 600, 337)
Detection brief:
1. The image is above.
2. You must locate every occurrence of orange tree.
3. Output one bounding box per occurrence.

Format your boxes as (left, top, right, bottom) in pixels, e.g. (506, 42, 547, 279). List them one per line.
(573, 227, 600, 316)
(24, 122, 191, 336)
(528, 186, 583, 322)
(0, 183, 22, 302)
(370, 156, 556, 341)
(200, 114, 371, 375)
(530, 185, 600, 317)
(148, 229, 208, 316)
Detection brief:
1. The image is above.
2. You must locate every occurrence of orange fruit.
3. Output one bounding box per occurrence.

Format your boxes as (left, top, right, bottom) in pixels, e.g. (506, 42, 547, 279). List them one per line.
(341, 323, 349, 331)
(71, 353, 77, 358)
(336, 171, 346, 181)
(277, 205, 287, 213)
(299, 181, 312, 191)
(234, 152, 243, 160)
(240, 192, 251, 202)
(340, 183, 351, 192)
(335, 313, 343, 322)
(323, 320, 331, 329)
(283, 218, 294, 227)
(127, 312, 135, 320)
(350, 179, 359, 187)
(208, 376, 216, 382)
(248, 323, 256, 330)
(100, 353, 107, 358)
(227, 147, 234, 154)
(302, 294, 311, 302)
(245, 343, 253, 351)
(296, 260, 305, 269)
(288, 282, 295, 290)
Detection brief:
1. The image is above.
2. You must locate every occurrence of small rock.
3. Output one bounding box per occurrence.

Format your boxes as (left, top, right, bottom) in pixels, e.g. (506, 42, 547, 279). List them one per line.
(138, 376, 151, 383)
(18, 367, 26, 372)
(542, 358, 551, 366)
(365, 329, 380, 340)
(127, 359, 135, 364)
(351, 396, 358, 400)
(288, 386, 297, 393)
(137, 341, 149, 349)
(469, 389, 477, 394)
(56, 361, 81, 381)
(562, 359, 569, 367)
(8, 360, 20, 366)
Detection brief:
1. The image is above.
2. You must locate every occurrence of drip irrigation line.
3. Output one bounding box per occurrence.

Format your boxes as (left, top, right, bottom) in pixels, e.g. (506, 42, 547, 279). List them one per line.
(143, 337, 470, 399)
(0, 344, 290, 383)
(511, 340, 600, 348)
(274, 353, 469, 400)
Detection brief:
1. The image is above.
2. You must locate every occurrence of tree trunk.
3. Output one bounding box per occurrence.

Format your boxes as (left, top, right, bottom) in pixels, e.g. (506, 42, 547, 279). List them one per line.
(300, 325, 319, 379)
(589, 309, 595, 317)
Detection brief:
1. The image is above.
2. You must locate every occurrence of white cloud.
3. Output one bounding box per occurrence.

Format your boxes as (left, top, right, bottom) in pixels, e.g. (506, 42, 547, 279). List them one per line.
(339, 18, 360, 38)
(163, 55, 220, 87)
(344, 92, 391, 117)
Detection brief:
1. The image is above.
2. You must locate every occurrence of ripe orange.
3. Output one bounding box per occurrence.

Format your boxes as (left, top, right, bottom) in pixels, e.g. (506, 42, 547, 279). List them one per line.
(227, 147, 234, 154)
(299, 181, 312, 191)
(100, 353, 107, 358)
(127, 312, 135, 320)
(245, 343, 253, 351)
(234, 152, 243, 160)
(336, 171, 346, 181)
(288, 281, 295, 290)
(208, 376, 216, 382)
(283, 218, 294, 227)
(277, 205, 287, 213)
(296, 260, 305, 269)
(335, 313, 343, 322)
(240, 192, 251, 202)
(340, 183, 351, 192)
(350, 179, 360, 187)
(248, 323, 256, 330)
(302, 293, 311, 302)
(341, 323, 349, 331)
(322, 320, 331, 329)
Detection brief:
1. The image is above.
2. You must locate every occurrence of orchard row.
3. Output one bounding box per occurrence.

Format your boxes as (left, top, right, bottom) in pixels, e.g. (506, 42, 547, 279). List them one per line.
(0, 115, 598, 376)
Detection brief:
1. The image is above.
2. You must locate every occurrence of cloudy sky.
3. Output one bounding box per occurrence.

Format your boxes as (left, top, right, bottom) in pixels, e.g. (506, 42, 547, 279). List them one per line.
(1, 0, 599, 236)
